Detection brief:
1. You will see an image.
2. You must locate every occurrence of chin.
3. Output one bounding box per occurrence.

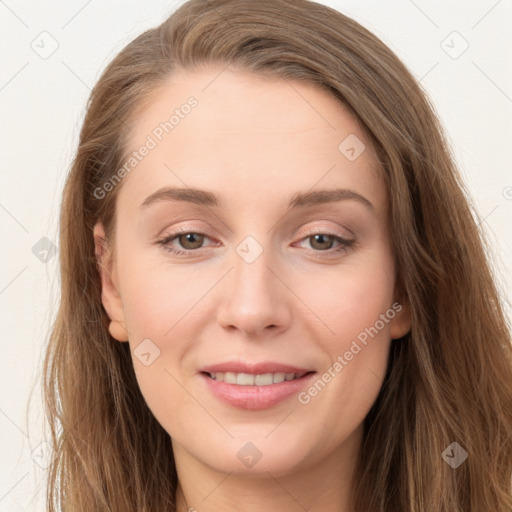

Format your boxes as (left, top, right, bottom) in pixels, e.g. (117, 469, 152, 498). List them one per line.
(191, 433, 313, 477)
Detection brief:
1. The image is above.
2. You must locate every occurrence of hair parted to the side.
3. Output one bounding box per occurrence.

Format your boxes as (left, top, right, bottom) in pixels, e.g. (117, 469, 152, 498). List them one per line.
(42, 0, 512, 510)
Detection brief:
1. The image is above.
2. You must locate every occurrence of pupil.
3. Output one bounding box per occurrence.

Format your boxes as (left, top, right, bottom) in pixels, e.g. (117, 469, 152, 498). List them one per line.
(313, 234, 331, 249)
(181, 233, 202, 249)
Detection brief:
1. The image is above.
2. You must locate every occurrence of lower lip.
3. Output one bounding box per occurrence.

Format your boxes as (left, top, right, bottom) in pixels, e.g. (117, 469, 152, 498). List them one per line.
(200, 372, 316, 410)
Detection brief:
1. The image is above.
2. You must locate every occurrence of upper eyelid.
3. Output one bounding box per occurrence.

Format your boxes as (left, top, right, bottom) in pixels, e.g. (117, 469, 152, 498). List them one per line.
(159, 218, 354, 238)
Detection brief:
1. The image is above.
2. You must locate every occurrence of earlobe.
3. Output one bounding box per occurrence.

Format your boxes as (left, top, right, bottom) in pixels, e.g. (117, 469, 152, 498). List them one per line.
(94, 222, 129, 342)
(389, 280, 412, 339)
(108, 320, 129, 341)
(389, 298, 412, 340)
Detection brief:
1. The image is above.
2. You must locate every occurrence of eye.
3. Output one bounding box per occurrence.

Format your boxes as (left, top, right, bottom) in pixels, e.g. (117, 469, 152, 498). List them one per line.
(156, 229, 354, 257)
(295, 232, 354, 255)
(157, 229, 213, 256)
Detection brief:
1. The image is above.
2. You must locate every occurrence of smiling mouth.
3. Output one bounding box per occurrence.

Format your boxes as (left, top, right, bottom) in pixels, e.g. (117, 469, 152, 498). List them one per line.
(202, 371, 315, 386)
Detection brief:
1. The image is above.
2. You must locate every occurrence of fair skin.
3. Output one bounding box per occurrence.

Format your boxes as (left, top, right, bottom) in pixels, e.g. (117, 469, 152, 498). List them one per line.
(95, 65, 411, 512)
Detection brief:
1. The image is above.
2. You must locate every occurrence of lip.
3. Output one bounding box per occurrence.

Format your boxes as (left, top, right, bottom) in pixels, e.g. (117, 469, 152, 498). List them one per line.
(199, 362, 316, 410)
(200, 361, 314, 375)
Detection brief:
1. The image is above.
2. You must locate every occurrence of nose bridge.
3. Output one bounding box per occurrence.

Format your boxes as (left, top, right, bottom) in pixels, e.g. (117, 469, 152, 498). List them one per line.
(216, 234, 290, 335)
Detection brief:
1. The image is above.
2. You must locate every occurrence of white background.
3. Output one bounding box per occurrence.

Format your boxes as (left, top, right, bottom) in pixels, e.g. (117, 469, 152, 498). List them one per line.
(1, 1, 511, 509)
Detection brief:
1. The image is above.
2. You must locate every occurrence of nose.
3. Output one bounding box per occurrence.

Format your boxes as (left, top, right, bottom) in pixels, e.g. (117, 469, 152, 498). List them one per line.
(216, 245, 291, 339)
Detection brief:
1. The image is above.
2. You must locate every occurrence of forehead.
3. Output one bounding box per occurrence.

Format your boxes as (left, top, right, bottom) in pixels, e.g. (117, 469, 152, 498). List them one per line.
(118, 66, 385, 214)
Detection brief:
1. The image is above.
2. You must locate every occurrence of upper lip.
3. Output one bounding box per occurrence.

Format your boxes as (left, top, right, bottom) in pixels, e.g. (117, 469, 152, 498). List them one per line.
(201, 361, 315, 376)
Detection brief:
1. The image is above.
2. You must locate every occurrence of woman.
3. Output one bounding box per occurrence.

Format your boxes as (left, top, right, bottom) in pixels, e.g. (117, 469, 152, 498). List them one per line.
(43, 0, 512, 510)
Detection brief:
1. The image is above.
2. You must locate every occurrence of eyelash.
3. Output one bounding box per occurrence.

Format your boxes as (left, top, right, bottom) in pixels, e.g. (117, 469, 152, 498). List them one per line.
(156, 227, 354, 257)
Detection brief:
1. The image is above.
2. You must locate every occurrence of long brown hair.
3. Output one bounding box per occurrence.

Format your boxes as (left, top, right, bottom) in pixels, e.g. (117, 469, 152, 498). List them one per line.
(42, 0, 512, 510)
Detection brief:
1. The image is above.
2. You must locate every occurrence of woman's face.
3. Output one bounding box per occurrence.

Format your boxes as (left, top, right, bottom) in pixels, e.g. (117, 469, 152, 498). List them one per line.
(96, 66, 411, 478)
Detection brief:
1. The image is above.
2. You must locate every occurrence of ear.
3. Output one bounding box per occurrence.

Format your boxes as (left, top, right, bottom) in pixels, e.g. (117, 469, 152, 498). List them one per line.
(389, 284, 412, 340)
(94, 222, 129, 342)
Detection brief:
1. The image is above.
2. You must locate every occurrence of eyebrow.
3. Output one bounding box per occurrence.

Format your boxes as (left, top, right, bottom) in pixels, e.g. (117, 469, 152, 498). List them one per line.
(139, 186, 374, 211)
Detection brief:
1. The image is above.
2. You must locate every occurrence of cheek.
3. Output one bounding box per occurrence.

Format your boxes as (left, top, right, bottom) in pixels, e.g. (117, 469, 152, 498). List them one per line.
(295, 253, 395, 423)
(115, 254, 223, 418)
(119, 258, 209, 340)
(117, 265, 199, 428)
(306, 257, 395, 344)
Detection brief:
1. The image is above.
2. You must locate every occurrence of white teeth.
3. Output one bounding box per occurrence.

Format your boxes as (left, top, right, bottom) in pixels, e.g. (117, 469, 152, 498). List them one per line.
(272, 372, 285, 384)
(223, 372, 236, 384)
(236, 373, 255, 385)
(209, 371, 303, 386)
(254, 373, 273, 386)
